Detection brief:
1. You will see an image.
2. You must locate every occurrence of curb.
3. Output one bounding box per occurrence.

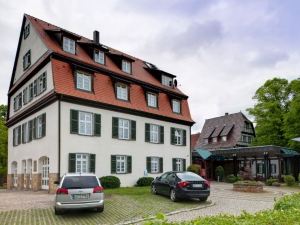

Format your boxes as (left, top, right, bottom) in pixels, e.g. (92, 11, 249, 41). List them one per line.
(118, 201, 216, 225)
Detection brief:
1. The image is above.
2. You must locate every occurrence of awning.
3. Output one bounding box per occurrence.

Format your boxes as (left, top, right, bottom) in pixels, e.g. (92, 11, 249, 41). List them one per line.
(292, 137, 300, 142)
(193, 149, 212, 160)
(281, 148, 300, 157)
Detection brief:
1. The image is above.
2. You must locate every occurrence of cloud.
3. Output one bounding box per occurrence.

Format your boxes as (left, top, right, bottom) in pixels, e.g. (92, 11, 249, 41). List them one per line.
(247, 50, 289, 67)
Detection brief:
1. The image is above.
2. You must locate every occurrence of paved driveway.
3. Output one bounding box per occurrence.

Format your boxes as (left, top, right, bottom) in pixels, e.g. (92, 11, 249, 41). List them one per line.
(167, 182, 298, 222)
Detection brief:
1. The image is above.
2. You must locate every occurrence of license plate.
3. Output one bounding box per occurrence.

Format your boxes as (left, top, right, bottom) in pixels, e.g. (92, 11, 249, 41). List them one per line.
(193, 184, 203, 188)
(73, 194, 89, 200)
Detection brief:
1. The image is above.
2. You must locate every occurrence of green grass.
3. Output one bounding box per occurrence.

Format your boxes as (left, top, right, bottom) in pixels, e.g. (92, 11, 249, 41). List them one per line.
(0, 186, 206, 225)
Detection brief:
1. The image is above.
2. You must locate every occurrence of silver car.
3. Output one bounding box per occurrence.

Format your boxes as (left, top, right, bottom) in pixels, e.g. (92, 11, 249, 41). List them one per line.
(54, 173, 104, 215)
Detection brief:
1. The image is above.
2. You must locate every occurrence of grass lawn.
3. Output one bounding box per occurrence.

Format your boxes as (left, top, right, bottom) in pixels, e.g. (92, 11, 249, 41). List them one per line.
(0, 186, 207, 225)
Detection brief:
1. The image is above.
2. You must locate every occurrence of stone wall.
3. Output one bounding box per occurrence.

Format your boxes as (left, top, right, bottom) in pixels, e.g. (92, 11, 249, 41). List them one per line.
(6, 174, 12, 190)
(49, 173, 59, 194)
(233, 183, 264, 193)
(32, 173, 41, 191)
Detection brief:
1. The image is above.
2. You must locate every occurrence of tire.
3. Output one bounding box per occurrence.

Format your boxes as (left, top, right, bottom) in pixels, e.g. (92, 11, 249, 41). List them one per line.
(96, 206, 104, 213)
(151, 185, 157, 195)
(54, 208, 63, 215)
(199, 196, 208, 202)
(170, 189, 178, 202)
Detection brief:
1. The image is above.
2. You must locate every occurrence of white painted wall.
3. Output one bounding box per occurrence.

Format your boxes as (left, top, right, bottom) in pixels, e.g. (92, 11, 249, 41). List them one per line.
(10, 62, 54, 118)
(8, 102, 59, 174)
(60, 102, 191, 186)
(13, 18, 48, 83)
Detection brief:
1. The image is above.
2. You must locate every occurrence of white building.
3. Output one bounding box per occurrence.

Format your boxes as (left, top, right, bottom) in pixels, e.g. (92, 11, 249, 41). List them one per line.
(7, 14, 194, 193)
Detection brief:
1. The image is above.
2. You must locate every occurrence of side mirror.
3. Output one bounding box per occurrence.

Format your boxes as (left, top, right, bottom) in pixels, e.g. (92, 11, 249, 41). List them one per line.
(54, 181, 60, 185)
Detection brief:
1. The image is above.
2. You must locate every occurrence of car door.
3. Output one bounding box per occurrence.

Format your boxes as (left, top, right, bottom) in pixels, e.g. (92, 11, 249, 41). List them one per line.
(155, 172, 170, 195)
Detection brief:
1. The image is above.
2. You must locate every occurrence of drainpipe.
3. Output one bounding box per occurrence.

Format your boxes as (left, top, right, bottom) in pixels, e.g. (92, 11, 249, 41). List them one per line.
(58, 98, 61, 180)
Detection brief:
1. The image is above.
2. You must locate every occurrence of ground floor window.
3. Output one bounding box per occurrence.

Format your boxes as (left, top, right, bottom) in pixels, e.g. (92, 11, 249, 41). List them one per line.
(271, 164, 277, 174)
(172, 158, 186, 172)
(151, 157, 159, 173)
(111, 155, 132, 174)
(257, 162, 263, 174)
(116, 156, 126, 173)
(41, 157, 49, 190)
(76, 154, 89, 173)
(11, 162, 18, 187)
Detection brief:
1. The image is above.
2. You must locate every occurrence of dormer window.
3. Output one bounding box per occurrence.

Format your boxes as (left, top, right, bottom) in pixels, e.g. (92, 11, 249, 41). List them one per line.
(172, 99, 181, 114)
(212, 137, 218, 143)
(162, 75, 173, 87)
(94, 49, 105, 64)
(222, 136, 227, 142)
(23, 50, 31, 70)
(63, 36, 75, 54)
(122, 60, 131, 74)
(204, 138, 209, 144)
(24, 23, 30, 39)
(147, 93, 158, 108)
(116, 83, 129, 101)
(76, 71, 92, 92)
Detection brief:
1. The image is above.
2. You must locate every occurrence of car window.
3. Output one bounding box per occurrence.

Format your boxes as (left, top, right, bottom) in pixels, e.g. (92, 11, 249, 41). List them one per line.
(167, 173, 176, 183)
(159, 172, 170, 181)
(62, 176, 99, 189)
(176, 172, 202, 181)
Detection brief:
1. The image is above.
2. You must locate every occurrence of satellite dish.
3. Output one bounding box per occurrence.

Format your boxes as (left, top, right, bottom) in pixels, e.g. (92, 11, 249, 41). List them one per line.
(174, 79, 178, 87)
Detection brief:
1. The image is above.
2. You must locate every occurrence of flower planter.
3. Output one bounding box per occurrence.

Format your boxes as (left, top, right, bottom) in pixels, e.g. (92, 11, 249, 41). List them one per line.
(233, 181, 264, 193)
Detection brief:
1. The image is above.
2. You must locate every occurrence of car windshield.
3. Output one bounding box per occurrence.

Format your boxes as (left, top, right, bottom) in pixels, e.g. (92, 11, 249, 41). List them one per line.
(176, 172, 203, 181)
(62, 176, 99, 189)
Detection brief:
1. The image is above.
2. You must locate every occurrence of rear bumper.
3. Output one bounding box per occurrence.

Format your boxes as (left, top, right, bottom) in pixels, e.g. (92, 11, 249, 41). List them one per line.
(55, 199, 104, 210)
(176, 189, 210, 199)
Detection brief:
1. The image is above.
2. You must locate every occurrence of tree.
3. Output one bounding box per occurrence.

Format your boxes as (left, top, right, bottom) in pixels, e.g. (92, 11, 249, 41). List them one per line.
(284, 79, 300, 150)
(0, 105, 7, 120)
(0, 105, 7, 177)
(247, 78, 290, 147)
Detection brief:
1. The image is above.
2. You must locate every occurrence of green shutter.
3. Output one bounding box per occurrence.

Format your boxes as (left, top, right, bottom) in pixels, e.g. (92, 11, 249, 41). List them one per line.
(172, 158, 176, 171)
(145, 123, 150, 142)
(131, 120, 136, 140)
(28, 120, 33, 142)
(171, 128, 175, 145)
(13, 128, 16, 146)
(69, 153, 76, 173)
(112, 117, 119, 138)
(94, 114, 101, 136)
(70, 110, 78, 134)
(22, 123, 26, 144)
(182, 129, 186, 146)
(159, 126, 164, 144)
(18, 126, 21, 145)
(127, 156, 132, 173)
(90, 154, 96, 173)
(41, 113, 46, 137)
(111, 155, 116, 173)
(33, 118, 37, 139)
(183, 159, 186, 171)
(146, 157, 151, 173)
(159, 158, 163, 173)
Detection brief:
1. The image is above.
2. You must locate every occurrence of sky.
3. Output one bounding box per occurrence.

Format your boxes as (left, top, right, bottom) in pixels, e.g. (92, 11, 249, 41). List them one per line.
(0, 0, 300, 133)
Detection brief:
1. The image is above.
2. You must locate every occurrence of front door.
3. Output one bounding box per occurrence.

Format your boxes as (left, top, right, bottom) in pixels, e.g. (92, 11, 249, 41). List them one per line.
(41, 158, 49, 190)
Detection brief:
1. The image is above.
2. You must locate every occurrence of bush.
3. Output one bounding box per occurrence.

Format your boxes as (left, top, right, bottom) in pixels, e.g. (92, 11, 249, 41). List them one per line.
(187, 164, 201, 174)
(266, 178, 278, 186)
(298, 173, 300, 182)
(234, 180, 264, 186)
(272, 182, 281, 187)
(215, 166, 224, 181)
(284, 175, 296, 186)
(274, 192, 300, 210)
(225, 174, 238, 183)
(99, 176, 120, 189)
(136, 177, 154, 186)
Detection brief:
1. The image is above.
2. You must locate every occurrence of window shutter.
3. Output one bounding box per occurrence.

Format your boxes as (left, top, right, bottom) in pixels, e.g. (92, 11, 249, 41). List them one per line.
(145, 123, 150, 142)
(43, 73, 47, 91)
(111, 155, 116, 174)
(28, 120, 33, 142)
(170, 128, 175, 145)
(70, 110, 78, 134)
(94, 114, 101, 136)
(112, 117, 119, 138)
(23, 55, 25, 70)
(159, 126, 164, 144)
(146, 157, 151, 173)
(69, 153, 76, 173)
(131, 120, 136, 140)
(183, 159, 186, 171)
(172, 158, 176, 171)
(37, 77, 41, 95)
(41, 113, 46, 138)
(13, 128, 16, 146)
(22, 124, 26, 144)
(18, 126, 21, 145)
(33, 118, 37, 139)
(159, 158, 163, 173)
(127, 156, 132, 173)
(182, 129, 186, 146)
(89, 154, 96, 173)
(33, 80, 37, 97)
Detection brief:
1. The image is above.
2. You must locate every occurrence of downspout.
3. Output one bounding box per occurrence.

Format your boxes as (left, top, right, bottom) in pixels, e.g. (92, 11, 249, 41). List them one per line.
(58, 98, 61, 179)
(190, 126, 192, 166)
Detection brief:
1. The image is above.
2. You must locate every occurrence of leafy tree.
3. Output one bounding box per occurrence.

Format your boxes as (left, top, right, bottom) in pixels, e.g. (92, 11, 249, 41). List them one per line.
(247, 78, 290, 147)
(0, 105, 7, 120)
(0, 105, 7, 177)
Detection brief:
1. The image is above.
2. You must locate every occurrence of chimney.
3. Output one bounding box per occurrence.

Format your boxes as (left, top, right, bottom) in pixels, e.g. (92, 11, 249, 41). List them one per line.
(93, 30, 100, 44)
(225, 112, 229, 116)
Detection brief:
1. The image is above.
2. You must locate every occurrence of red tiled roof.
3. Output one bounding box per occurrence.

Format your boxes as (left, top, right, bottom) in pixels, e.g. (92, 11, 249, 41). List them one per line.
(191, 133, 201, 150)
(25, 14, 194, 123)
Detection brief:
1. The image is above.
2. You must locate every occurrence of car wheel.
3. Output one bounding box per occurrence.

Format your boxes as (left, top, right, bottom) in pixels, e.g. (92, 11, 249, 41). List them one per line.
(54, 208, 63, 215)
(199, 196, 208, 202)
(151, 185, 157, 194)
(170, 189, 178, 202)
(96, 206, 104, 213)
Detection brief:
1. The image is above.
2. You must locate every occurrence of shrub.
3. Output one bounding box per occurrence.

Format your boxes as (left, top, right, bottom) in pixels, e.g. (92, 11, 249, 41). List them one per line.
(274, 192, 300, 210)
(272, 182, 281, 187)
(187, 164, 201, 174)
(99, 176, 120, 189)
(225, 174, 237, 183)
(266, 178, 278, 186)
(136, 177, 154, 186)
(234, 180, 264, 186)
(284, 175, 295, 186)
(215, 166, 224, 181)
(298, 173, 300, 182)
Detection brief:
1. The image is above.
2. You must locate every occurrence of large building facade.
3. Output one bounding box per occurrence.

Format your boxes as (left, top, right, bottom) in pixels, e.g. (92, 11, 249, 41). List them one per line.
(7, 15, 194, 193)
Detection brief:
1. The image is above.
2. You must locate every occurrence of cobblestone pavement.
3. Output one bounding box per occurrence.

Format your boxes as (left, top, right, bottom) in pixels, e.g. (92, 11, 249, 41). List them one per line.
(167, 182, 298, 222)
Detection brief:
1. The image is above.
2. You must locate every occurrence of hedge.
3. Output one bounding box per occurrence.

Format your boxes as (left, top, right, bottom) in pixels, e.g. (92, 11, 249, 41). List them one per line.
(284, 175, 296, 186)
(136, 177, 154, 186)
(99, 176, 120, 189)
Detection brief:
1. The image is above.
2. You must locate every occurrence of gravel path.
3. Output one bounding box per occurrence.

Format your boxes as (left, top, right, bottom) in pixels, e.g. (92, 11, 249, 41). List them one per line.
(167, 182, 297, 222)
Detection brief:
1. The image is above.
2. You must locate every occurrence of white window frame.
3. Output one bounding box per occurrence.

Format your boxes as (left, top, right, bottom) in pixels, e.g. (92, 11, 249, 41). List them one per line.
(76, 72, 91, 91)
(147, 93, 157, 108)
(161, 75, 172, 87)
(94, 49, 105, 64)
(118, 118, 130, 140)
(76, 153, 89, 173)
(116, 83, 128, 101)
(271, 164, 277, 174)
(172, 100, 181, 113)
(36, 116, 43, 138)
(175, 129, 183, 145)
(212, 137, 218, 143)
(116, 155, 127, 173)
(150, 124, 159, 143)
(151, 157, 159, 173)
(221, 136, 227, 142)
(176, 158, 183, 172)
(204, 138, 209, 144)
(63, 36, 76, 54)
(78, 111, 93, 136)
(122, 60, 131, 73)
